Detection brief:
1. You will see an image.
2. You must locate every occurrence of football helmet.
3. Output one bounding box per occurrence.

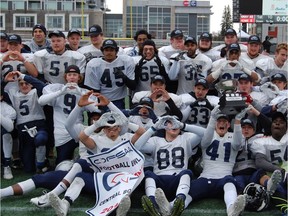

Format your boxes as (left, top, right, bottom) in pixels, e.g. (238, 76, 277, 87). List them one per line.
(243, 183, 270, 211)
(55, 160, 74, 171)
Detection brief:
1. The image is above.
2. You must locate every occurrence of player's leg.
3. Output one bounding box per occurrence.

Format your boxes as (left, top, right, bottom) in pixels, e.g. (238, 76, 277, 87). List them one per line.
(141, 170, 161, 216)
(2, 129, 13, 179)
(55, 139, 78, 165)
(49, 172, 93, 216)
(170, 170, 193, 216)
(34, 129, 49, 173)
(30, 170, 68, 208)
(221, 176, 246, 216)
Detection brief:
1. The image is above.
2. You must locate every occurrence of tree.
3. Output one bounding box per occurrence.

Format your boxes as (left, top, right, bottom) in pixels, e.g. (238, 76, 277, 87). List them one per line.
(220, 5, 233, 37)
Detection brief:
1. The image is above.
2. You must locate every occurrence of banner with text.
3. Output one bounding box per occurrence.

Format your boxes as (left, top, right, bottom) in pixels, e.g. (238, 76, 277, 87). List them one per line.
(86, 140, 144, 216)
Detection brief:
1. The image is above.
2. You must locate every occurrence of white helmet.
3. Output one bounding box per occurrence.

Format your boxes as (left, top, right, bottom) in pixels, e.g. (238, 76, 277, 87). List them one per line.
(55, 160, 74, 171)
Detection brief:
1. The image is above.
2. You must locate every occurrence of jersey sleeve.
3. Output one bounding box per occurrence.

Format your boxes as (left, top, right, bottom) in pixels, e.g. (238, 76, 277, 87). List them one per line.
(250, 138, 266, 155)
(33, 50, 46, 74)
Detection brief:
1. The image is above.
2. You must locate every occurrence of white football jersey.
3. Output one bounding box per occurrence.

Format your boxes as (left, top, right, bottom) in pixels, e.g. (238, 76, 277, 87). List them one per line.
(211, 57, 255, 81)
(84, 55, 135, 101)
(169, 53, 212, 94)
(89, 133, 134, 154)
(77, 44, 103, 59)
(132, 91, 182, 117)
(256, 57, 288, 77)
(41, 83, 88, 146)
(132, 55, 170, 93)
(140, 132, 201, 175)
(158, 45, 182, 60)
(233, 134, 264, 173)
(33, 49, 86, 84)
(200, 131, 240, 179)
(1, 53, 34, 78)
(0, 100, 17, 124)
(241, 52, 271, 66)
(250, 134, 288, 167)
(7, 88, 45, 125)
(197, 49, 221, 62)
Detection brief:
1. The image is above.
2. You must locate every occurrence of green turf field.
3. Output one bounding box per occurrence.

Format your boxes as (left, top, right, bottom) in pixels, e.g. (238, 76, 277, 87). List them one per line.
(0, 168, 284, 216)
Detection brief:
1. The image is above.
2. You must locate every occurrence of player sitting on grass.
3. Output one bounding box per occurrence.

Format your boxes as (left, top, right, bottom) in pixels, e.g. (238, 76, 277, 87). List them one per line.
(134, 115, 206, 216)
(186, 106, 249, 216)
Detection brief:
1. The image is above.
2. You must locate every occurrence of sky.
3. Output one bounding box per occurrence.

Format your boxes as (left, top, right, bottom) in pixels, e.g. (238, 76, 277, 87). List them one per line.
(106, 0, 235, 33)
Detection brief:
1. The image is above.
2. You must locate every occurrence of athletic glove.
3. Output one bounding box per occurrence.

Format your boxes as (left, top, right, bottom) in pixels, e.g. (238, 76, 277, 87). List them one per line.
(113, 67, 126, 79)
(259, 82, 279, 99)
(235, 106, 251, 121)
(211, 105, 221, 120)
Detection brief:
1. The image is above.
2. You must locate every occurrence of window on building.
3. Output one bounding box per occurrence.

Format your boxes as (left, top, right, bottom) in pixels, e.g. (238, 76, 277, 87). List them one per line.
(13, 1, 25, 10)
(148, 7, 171, 39)
(0, 14, 5, 30)
(0, 1, 8, 10)
(69, 15, 89, 31)
(45, 2, 57, 10)
(13, 14, 36, 29)
(46, 14, 65, 30)
(62, 2, 73, 10)
(28, 1, 41, 10)
(197, 15, 209, 35)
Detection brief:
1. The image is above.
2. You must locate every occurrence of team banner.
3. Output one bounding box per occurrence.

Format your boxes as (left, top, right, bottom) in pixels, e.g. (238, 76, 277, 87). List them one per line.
(86, 140, 145, 216)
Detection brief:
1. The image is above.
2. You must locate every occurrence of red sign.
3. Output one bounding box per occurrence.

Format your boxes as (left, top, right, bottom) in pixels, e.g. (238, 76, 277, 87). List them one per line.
(183, 0, 189, 6)
(240, 15, 255, 23)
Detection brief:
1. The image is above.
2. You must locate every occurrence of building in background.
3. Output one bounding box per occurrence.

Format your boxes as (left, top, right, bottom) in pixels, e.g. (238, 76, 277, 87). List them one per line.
(123, 0, 212, 39)
(0, 0, 107, 39)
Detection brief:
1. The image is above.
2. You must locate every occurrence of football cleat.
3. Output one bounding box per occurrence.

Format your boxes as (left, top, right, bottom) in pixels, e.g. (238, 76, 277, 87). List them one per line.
(30, 191, 50, 208)
(49, 192, 70, 216)
(3, 166, 13, 180)
(227, 194, 246, 216)
(141, 195, 161, 216)
(267, 170, 282, 195)
(170, 195, 185, 216)
(116, 195, 131, 216)
(155, 188, 171, 216)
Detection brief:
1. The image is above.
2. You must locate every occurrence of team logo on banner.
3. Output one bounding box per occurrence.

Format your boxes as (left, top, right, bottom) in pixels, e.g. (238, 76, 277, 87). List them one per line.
(86, 140, 144, 216)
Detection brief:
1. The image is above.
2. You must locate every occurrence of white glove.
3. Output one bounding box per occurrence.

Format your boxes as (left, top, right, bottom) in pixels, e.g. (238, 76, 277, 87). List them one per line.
(260, 82, 280, 99)
(61, 84, 70, 95)
(235, 106, 251, 121)
(153, 116, 183, 130)
(211, 105, 221, 120)
(276, 98, 288, 114)
(22, 125, 38, 138)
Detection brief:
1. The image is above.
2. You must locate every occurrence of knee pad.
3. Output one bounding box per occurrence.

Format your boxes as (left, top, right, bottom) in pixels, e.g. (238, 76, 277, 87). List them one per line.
(34, 130, 48, 147)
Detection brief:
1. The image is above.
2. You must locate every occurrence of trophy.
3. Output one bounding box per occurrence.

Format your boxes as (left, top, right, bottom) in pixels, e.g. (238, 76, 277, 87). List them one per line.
(215, 79, 247, 115)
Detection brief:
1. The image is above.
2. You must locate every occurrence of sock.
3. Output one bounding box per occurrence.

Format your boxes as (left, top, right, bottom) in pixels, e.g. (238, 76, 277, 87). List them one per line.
(36, 146, 46, 164)
(0, 186, 14, 198)
(64, 177, 85, 202)
(176, 174, 191, 198)
(224, 182, 237, 210)
(2, 133, 13, 164)
(145, 177, 156, 197)
(51, 163, 82, 196)
(18, 179, 36, 194)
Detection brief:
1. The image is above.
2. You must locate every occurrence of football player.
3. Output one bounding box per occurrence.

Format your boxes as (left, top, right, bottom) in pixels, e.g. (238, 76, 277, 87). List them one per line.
(197, 32, 220, 62)
(134, 115, 205, 216)
(132, 75, 183, 119)
(207, 43, 260, 84)
(66, 29, 82, 51)
(181, 78, 218, 128)
(84, 39, 136, 109)
(250, 112, 287, 200)
(133, 39, 170, 93)
(186, 107, 249, 216)
(38, 65, 90, 165)
(168, 36, 212, 94)
(0, 32, 9, 54)
(25, 24, 51, 53)
(124, 29, 151, 57)
(2, 71, 49, 173)
(33, 30, 86, 84)
(1, 34, 37, 79)
(0, 85, 16, 179)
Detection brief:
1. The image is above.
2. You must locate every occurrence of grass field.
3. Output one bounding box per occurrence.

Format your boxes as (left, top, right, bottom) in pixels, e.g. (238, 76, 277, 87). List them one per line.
(0, 168, 284, 216)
